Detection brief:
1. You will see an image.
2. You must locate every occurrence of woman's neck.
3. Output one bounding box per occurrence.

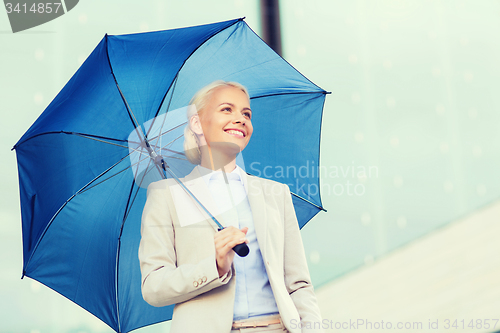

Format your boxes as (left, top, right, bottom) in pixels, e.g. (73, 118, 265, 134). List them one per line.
(199, 144, 237, 173)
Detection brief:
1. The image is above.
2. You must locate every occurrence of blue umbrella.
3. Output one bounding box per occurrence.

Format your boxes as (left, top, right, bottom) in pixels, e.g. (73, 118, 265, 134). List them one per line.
(13, 18, 328, 333)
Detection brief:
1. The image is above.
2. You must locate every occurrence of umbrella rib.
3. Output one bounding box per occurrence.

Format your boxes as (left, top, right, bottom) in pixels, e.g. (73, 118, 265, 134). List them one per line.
(121, 178, 145, 232)
(105, 35, 149, 151)
(74, 124, 188, 183)
(148, 121, 187, 141)
(114, 155, 167, 319)
(145, 122, 187, 152)
(221, 58, 277, 78)
(114, 180, 142, 333)
(77, 132, 193, 197)
(160, 132, 185, 149)
(112, 172, 155, 332)
(146, 139, 188, 160)
(112, 164, 159, 333)
(22, 151, 136, 272)
(156, 133, 186, 157)
(151, 19, 243, 121)
(147, 73, 179, 141)
(128, 140, 162, 203)
(162, 155, 188, 162)
(12, 131, 128, 150)
(127, 122, 187, 154)
(77, 152, 154, 195)
(115, 238, 122, 333)
(131, 144, 154, 189)
(106, 36, 188, 174)
(75, 150, 139, 195)
(290, 192, 327, 212)
(250, 91, 328, 100)
(78, 140, 183, 196)
(137, 131, 188, 164)
(72, 133, 130, 149)
(114, 80, 145, 140)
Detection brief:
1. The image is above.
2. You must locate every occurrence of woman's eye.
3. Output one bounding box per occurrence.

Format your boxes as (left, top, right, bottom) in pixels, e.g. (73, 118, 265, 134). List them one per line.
(244, 112, 251, 119)
(222, 107, 231, 112)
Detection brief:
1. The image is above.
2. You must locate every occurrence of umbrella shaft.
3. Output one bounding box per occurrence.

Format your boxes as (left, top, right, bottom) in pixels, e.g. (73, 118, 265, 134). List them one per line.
(159, 159, 224, 230)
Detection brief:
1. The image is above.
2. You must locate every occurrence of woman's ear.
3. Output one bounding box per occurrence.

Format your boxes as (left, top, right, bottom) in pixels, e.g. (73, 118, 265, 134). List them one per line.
(190, 114, 204, 136)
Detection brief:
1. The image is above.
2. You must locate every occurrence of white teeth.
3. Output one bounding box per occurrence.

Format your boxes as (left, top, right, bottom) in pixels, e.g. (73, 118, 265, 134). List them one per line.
(225, 130, 244, 137)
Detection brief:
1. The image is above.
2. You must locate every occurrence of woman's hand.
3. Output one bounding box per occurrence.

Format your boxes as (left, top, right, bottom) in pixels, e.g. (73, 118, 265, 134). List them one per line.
(214, 226, 248, 277)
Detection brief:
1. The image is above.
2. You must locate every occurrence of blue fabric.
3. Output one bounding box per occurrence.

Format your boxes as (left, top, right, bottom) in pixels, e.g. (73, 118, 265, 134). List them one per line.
(14, 18, 327, 333)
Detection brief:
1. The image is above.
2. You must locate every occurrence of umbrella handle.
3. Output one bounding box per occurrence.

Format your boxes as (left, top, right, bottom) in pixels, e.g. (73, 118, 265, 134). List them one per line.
(233, 243, 250, 257)
(218, 227, 250, 257)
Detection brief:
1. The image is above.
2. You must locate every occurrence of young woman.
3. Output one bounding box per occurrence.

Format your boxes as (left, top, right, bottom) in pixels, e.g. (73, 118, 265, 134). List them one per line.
(139, 81, 323, 333)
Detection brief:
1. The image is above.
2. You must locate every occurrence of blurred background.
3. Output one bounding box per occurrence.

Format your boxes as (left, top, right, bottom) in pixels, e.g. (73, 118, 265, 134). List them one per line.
(1, 0, 500, 332)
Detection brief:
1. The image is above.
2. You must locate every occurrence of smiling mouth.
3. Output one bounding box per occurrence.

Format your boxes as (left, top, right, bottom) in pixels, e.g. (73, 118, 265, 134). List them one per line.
(224, 129, 245, 138)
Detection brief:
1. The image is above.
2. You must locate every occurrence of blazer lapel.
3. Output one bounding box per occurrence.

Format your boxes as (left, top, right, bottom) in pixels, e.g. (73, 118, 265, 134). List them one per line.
(176, 167, 269, 248)
(245, 173, 268, 258)
(177, 167, 222, 231)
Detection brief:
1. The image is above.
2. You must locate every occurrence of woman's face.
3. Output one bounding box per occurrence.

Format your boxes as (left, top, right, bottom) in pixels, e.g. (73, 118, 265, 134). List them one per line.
(196, 86, 253, 154)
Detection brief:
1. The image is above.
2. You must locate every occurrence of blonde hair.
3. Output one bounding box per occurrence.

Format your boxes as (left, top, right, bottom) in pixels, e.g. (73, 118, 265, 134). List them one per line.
(184, 80, 250, 164)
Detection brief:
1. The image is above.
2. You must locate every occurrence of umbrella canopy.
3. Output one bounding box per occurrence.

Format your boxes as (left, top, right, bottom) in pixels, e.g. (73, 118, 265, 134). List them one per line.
(14, 18, 327, 333)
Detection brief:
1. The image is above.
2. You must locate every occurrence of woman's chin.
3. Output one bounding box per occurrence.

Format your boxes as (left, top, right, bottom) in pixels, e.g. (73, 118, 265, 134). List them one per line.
(209, 141, 243, 154)
(199, 142, 243, 165)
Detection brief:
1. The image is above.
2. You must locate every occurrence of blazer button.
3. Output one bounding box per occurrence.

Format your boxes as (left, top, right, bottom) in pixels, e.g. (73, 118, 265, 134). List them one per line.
(193, 281, 198, 288)
(202, 276, 207, 282)
(198, 278, 203, 285)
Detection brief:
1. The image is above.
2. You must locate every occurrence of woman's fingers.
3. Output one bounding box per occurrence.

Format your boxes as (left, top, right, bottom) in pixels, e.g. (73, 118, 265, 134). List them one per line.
(215, 226, 248, 247)
(215, 233, 244, 256)
(214, 226, 249, 277)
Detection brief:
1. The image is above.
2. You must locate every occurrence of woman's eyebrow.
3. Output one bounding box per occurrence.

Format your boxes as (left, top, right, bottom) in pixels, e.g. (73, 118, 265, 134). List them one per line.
(218, 102, 234, 107)
(218, 102, 252, 112)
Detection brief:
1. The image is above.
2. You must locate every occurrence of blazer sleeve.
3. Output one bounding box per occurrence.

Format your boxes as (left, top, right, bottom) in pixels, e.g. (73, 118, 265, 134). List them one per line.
(282, 184, 324, 333)
(138, 180, 232, 307)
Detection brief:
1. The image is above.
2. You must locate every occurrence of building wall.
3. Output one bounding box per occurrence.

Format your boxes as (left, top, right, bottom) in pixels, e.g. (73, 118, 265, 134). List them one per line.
(315, 199, 500, 333)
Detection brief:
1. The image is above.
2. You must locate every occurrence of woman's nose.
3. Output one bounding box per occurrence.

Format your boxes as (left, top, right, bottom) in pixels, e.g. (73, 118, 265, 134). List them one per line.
(232, 112, 246, 124)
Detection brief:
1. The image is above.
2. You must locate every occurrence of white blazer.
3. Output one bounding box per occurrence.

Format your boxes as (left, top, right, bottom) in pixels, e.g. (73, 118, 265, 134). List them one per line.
(139, 167, 323, 333)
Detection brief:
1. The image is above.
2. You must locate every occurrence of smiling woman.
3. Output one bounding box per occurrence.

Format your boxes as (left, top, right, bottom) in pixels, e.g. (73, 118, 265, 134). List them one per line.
(138, 81, 324, 333)
(184, 80, 253, 168)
